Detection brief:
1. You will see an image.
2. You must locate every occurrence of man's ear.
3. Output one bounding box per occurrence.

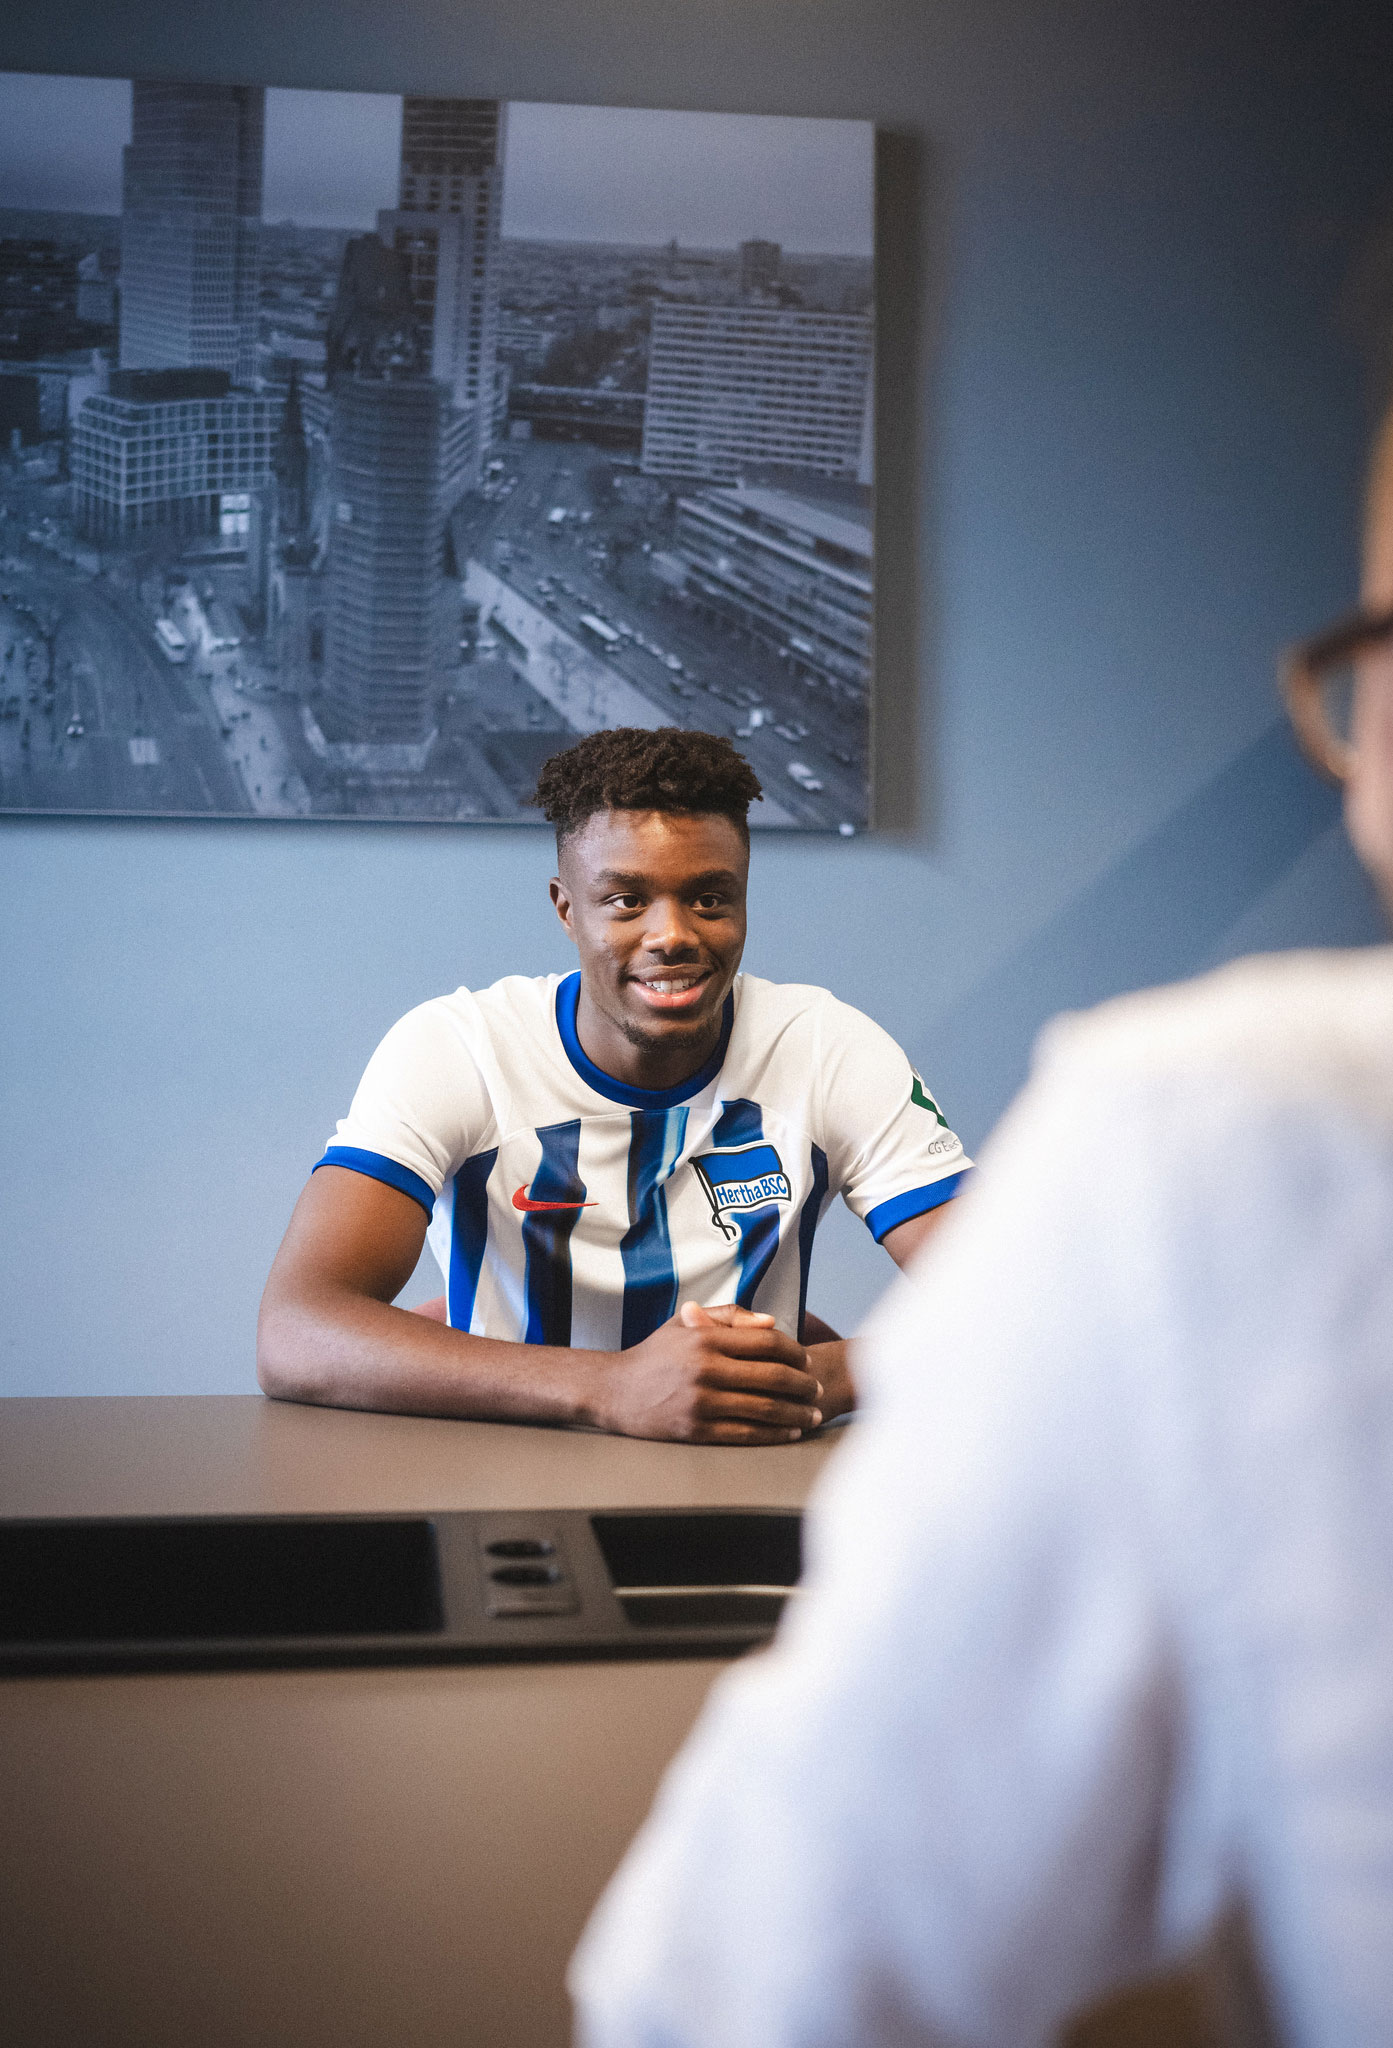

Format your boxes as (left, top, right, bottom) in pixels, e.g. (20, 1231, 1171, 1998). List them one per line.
(550, 875, 575, 937)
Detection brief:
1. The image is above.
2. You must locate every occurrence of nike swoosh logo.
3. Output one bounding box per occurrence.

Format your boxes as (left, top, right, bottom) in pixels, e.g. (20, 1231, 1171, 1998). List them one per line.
(512, 1185, 596, 1213)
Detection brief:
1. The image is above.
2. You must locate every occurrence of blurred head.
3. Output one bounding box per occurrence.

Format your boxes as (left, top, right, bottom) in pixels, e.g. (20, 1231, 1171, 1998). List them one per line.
(1283, 403, 1393, 918)
(1347, 408, 1393, 911)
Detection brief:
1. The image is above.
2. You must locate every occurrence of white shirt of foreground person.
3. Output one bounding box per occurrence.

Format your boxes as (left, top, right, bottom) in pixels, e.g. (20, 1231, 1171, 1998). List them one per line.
(571, 944, 1393, 2048)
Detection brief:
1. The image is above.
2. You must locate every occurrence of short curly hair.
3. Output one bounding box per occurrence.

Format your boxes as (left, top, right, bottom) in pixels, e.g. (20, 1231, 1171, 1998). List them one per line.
(532, 727, 763, 849)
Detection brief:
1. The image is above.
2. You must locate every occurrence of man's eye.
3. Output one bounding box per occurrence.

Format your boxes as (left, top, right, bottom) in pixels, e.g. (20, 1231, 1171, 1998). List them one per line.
(610, 894, 642, 911)
(695, 893, 726, 911)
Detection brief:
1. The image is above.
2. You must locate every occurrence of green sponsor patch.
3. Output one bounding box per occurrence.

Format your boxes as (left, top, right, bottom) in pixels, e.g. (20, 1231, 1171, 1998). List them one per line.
(910, 1075, 949, 1127)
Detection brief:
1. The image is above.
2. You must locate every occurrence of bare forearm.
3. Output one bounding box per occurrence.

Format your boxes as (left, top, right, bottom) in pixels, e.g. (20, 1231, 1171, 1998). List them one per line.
(258, 1284, 823, 1443)
(257, 1284, 605, 1427)
(259, 1173, 823, 1443)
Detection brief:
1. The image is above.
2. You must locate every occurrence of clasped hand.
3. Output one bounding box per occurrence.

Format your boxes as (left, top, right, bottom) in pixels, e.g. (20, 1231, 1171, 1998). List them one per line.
(594, 1301, 824, 1446)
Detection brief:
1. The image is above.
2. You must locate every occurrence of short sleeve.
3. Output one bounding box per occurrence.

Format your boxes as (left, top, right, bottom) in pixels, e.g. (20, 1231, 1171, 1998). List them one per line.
(314, 997, 496, 1218)
(816, 996, 972, 1240)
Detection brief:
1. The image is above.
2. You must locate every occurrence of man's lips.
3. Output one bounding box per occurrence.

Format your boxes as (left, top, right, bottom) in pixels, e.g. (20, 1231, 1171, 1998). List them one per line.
(627, 969, 713, 1012)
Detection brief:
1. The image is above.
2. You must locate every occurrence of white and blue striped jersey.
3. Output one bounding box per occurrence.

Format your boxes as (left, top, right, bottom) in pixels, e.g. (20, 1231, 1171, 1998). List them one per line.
(317, 971, 971, 1349)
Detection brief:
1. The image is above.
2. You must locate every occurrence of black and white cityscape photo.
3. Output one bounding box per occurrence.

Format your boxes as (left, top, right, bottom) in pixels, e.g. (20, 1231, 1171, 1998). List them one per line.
(0, 78, 874, 827)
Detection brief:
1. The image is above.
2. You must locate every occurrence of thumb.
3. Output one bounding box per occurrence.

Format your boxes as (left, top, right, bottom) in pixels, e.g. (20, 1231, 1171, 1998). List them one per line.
(683, 1301, 778, 1329)
(679, 1300, 716, 1328)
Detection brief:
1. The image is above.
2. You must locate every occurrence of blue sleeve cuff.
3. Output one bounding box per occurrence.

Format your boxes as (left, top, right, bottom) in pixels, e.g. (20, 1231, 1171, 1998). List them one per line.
(865, 1171, 970, 1243)
(313, 1146, 437, 1220)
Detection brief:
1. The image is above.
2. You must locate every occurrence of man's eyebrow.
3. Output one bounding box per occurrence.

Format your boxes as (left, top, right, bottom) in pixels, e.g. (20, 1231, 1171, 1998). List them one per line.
(592, 868, 742, 889)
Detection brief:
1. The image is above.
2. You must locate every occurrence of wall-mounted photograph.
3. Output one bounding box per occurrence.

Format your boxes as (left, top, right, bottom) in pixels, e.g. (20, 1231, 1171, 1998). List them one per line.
(0, 77, 874, 827)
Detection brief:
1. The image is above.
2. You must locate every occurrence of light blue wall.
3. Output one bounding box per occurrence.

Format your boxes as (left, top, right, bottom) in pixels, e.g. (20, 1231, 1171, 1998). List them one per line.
(2, 0, 1387, 1394)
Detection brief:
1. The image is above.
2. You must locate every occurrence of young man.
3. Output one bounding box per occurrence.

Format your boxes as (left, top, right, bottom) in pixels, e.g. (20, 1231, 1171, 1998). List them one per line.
(258, 728, 970, 1442)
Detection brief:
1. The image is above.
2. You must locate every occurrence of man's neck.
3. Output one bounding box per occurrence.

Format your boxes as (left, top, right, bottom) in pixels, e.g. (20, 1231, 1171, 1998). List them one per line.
(573, 982, 726, 1093)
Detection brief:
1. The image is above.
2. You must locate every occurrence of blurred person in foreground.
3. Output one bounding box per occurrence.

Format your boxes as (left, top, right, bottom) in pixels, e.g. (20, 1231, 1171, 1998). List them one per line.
(569, 415, 1393, 2046)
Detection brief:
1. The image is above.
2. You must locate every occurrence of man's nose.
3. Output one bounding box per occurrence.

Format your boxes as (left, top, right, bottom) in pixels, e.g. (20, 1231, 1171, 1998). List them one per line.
(642, 896, 698, 953)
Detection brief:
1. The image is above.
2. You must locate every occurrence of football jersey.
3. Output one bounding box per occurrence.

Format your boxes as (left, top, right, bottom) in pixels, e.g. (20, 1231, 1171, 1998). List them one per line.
(317, 971, 971, 1349)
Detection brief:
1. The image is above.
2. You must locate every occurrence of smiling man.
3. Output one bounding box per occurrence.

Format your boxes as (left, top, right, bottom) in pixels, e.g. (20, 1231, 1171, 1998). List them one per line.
(258, 728, 970, 1441)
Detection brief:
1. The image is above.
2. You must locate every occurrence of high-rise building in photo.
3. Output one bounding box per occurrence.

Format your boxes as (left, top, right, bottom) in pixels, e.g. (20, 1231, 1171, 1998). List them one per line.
(738, 239, 782, 295)
(320, 236, 456, 743)
(641, 303, 872, 486)
(376, 97, 505, 490)
(0, 240, 81, 354)
(672, 483, 872, 696)
(397, 98, 504, 211)
(119, 81, 264, 387)
(323, 373, 453, 744)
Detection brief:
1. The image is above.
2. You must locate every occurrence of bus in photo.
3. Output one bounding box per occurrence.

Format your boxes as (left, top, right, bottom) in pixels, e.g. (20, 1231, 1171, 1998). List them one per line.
(153, 617, 189, 664)
(204, 600, 242, 655)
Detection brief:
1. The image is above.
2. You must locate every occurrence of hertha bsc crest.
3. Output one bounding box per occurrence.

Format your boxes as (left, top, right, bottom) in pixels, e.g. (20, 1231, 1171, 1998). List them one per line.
(692, 1141, 792, 1240)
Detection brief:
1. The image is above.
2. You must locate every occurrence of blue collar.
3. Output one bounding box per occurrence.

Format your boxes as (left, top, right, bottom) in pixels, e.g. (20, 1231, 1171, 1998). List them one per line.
(554, 970, 735, 1109)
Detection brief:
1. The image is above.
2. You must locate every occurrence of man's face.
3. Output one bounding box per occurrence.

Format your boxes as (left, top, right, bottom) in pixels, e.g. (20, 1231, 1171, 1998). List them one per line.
(1349, 419, 1393, 915)
(550, 808, 749, 1084)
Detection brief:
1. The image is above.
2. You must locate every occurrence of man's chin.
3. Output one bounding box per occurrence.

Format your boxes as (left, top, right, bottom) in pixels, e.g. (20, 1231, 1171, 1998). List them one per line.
(617, 1003, 719, 1059)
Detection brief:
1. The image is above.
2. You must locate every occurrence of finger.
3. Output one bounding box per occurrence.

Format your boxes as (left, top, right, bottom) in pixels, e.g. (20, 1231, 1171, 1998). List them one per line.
(693, 1318, 808, 1358)
(693, 1324, 813, 1373)
(679, 1301, 715, 1328)
(696, 1358, 824, 1404)
(695, 1390, 824, 1432)
(691, 1418, 818, 1446)
(693, 1302, 777, 1329)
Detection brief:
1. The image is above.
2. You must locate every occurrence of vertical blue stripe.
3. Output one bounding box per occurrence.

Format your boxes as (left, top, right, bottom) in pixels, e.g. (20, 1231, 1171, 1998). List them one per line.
(731, 1205, 782, 1311)
(710, 1099, 783, 1310)
(620, 1107, 689, 1349)
(711, 1098, 763, 1149)
(447, 1148, 496, 1332)
(796, 1144, 830, 1342)
(521, 1120, 587, 1346)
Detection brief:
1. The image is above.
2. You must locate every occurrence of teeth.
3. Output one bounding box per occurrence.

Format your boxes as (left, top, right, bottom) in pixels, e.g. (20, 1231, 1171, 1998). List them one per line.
(645, 978, 700, 993)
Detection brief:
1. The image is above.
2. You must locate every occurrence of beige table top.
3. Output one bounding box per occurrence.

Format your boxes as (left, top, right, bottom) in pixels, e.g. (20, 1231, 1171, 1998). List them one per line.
(0, 1397, 840, 2048)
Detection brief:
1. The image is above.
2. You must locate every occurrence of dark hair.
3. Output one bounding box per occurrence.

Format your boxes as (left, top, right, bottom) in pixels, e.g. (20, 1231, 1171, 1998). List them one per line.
(532, 727, 763, 848)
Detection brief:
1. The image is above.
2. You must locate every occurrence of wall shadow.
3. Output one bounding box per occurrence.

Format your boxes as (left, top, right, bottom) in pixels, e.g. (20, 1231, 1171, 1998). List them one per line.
(871, 125, 934, 836)
(931, 719, 1346, 1145)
